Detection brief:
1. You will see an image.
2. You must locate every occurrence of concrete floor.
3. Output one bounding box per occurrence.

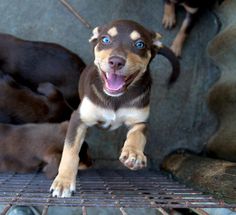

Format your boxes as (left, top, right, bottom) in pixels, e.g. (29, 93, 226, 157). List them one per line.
(0, 0, 223, 214)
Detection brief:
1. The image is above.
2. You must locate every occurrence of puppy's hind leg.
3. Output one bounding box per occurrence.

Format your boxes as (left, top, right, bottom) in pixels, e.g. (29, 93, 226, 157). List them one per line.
(171, 10, 198, 57)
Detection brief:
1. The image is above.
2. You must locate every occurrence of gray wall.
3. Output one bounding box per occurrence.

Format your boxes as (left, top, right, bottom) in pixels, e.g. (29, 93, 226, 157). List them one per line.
(206, 0, 236, 162)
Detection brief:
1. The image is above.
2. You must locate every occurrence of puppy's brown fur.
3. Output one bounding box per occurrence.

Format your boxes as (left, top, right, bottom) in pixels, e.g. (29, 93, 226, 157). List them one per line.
(0, 121, 92, 179)
(50, 20, 180, 197)
(0, 71, 72, 124)
(0, 33, 85, 109)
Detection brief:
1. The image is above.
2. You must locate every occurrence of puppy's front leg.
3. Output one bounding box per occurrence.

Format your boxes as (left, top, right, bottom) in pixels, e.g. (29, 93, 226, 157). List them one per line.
(50, 111, 87, 197)
(120, 123, 147, 170)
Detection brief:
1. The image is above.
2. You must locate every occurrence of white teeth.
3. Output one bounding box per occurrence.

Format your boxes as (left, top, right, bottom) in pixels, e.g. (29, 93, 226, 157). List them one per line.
(105, 72, 109, 78)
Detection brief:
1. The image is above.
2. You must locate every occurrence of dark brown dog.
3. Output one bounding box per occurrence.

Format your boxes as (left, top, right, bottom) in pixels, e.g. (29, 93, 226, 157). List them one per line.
(0, 70, 72, 124)
(162, 0, 217, 56)
(0, 33, 85, 109)
(0, 121, 92, 179)
(50, 20, 180, 197)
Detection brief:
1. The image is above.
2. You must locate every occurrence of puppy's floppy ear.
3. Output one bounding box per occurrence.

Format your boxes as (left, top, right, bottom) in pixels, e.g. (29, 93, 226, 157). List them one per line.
(89, 27, 100, 44)
(150, 32, 163, 57)
(152, 32, 163, 50)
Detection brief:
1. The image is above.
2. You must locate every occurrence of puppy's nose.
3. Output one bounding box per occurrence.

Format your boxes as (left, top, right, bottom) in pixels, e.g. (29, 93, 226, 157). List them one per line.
(108, 56, 126, 70)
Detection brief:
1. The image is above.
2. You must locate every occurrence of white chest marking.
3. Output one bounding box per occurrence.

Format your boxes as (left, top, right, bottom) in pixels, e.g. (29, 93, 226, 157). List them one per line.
(79, 97, 149, 130)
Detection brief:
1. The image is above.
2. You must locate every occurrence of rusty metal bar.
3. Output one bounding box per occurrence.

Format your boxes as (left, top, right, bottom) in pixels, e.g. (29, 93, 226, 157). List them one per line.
(0, 205, 11, 215)
(59, 0, 92, 29)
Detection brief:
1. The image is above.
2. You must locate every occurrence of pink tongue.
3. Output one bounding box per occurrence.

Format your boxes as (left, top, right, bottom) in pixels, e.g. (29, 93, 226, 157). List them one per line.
(106, 73, 125, 91)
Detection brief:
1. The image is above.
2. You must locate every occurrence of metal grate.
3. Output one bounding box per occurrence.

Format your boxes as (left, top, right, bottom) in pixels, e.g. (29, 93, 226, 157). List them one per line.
(0, 169, 234, 212)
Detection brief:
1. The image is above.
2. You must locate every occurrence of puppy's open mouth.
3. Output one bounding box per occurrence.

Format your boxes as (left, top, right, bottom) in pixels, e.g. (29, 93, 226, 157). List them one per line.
(101, 71, 138, 96)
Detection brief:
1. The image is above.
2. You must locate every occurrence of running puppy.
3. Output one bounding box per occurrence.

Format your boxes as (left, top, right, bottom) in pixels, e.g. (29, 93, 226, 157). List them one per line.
(162, 0, 217, 56)
(50, 19, 180, 197)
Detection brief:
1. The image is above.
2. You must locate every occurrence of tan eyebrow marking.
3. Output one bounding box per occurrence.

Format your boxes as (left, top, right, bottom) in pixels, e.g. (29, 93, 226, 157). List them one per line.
(107, 27, 118, 37)
(130, 30, 141, 40)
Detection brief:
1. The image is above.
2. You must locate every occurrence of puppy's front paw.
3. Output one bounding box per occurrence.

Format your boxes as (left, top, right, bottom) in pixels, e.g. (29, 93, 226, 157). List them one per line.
(50, 174, 76, 198)
(162, 14, 176, 29)
(119, 147, 147, 170)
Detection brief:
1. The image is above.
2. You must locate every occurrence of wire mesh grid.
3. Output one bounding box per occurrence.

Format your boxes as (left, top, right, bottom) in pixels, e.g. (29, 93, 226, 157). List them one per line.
(0, 169, 234, 210)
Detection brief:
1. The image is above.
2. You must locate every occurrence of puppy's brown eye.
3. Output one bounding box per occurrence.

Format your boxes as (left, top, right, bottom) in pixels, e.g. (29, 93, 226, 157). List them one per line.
(135, 40, 145, 49)
(101, 36, 111, 44)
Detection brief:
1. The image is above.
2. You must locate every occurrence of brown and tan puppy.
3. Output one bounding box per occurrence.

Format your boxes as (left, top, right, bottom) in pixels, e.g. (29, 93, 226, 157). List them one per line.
(162, 0, 218, 56)
(50, 20, 180, 197)
(0, 33, 85, 109)
(0, 71, 72, 124)
(0, 121, 92, 179)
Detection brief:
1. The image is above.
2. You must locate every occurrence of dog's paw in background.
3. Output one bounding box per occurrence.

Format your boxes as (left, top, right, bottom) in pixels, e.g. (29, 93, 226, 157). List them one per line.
(162, 0, 200, 57)
(162, 2, 176, 29)
(162, 1, 181, 57)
